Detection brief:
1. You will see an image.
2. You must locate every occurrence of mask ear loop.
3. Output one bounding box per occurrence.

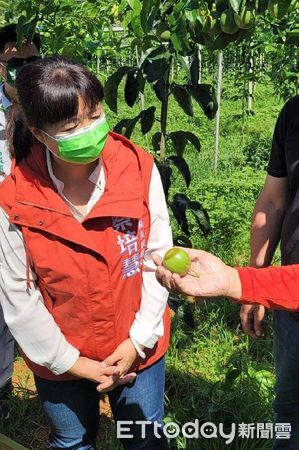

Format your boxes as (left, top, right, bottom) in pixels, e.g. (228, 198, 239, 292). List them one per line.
(39, 130, 67, 162)
(0, 62, 7, 80)
(40, 129, 57, 140)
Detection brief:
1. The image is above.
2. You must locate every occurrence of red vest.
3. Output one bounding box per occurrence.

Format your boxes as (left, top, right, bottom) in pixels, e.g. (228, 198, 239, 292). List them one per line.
(0, 132, 171, 380)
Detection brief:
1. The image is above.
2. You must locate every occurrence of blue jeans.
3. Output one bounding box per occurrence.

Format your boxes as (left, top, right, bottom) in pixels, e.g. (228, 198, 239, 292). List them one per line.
(0, 304, 14, 388)
(34, 356, 168, 450)
(273, 311, 299, 449)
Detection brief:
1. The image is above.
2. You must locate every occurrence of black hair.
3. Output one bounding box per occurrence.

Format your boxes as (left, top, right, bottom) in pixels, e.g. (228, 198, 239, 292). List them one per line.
(0, 23, 41, 53)
(7, 56, 105, 162)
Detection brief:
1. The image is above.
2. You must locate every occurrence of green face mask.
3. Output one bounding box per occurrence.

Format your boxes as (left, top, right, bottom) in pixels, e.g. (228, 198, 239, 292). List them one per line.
(4, 56, 41, 87)
(6, 66, 23, 86)
(42, 115, 110, 164)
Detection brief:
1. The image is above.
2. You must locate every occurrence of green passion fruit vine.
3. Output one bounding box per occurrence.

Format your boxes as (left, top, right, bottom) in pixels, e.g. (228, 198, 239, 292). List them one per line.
(162, 248, 199, 277)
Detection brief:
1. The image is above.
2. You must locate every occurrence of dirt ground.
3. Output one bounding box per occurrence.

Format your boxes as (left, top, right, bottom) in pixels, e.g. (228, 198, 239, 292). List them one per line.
(3, 358, 114, 450)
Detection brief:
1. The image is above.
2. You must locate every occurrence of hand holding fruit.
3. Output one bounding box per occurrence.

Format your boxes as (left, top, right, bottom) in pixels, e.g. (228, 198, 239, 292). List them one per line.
(153, 247, 242, 300)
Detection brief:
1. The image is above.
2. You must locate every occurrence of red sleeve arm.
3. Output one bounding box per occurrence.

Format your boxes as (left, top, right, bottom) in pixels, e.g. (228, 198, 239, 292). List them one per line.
(236, 265, 299, 311)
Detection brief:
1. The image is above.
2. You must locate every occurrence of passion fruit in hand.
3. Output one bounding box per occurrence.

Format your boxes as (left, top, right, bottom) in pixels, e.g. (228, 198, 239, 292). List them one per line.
(162, 248, 191, 276)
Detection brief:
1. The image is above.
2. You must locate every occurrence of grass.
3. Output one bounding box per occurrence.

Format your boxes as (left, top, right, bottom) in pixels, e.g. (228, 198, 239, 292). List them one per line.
(164, 302, 275, 449)
(1, 75, 284, 449)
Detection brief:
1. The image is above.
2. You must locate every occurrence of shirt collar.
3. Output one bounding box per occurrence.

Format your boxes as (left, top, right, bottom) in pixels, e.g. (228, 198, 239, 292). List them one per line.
(0, 83, 12, 110)
(46, 149, 103, 195)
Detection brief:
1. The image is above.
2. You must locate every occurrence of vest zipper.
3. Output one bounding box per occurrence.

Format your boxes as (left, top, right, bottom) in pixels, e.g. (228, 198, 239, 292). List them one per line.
(17, 200, 72, 217)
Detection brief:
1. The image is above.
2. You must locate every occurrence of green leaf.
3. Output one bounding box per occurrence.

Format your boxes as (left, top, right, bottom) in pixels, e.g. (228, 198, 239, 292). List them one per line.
(185, 2, 201, 23)
(16, 14, 27, 50)
(113, 107, 156, 138)
(125, 69, 139, 107)
(173, 235, 193, 248)
(168, 155, 191, 187)
(170, 193, 210, 237)
(161, 0, 177, 15)
(189, 200, 210, 236)
(169, 131, 201, 155)
(285, 25, 299, 45)
(142, 58, 169, 83)
(152, 132, 162, 152)
(104, 66, 132, 113)
(189, 51, 200, 85)
(131, 0, 143, 38)
(169, 131, 188, 155)
(172, 85, 194, 117)
(170, 193, 190, 236)
(140, 0, 154, 33)
(187, 83, 218, 119)
(113, 115, 140, 139)
(140, 106, 156, 134)
(183, 131, 201, 152)
(171, 23, 192, 55)
(153, 78, 166, 102)
(0, 1, 9, 9)
(206, 31, 237, 50)
(140, 46, 167, 64)
(229, 0, 242, 13)
(24, 15, 39, 46)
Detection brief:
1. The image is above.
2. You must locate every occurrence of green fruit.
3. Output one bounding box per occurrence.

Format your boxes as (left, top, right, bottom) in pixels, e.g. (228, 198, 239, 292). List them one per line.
(234, 7, 256, 29)
(220, 8, 239, 34)
(162, 248, 191, 276)
(156, 23, 171, 42)
(160, 30, 171, 41)
(203, 12, 221, 37)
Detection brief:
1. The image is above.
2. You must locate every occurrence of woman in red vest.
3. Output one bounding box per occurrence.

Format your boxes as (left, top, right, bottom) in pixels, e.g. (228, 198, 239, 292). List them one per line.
(0, 56, 172, 449)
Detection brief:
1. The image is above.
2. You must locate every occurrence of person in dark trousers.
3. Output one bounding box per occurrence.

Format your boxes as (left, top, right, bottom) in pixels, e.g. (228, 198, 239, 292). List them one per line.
(0, 23, 41, 421)
(239, 95, 299, 449)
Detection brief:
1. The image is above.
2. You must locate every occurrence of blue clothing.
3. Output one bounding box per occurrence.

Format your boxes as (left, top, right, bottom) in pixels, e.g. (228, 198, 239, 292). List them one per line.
(0, 304, 13, 389)
(34, 356, 168, 449)
(0, 83, 12, 181)
(273, 311, 299, 449)
(0, 83, 13, 390)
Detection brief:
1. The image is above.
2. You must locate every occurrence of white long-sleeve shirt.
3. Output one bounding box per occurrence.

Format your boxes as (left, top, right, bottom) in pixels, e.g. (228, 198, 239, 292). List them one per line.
(0, 151, 172, 375)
